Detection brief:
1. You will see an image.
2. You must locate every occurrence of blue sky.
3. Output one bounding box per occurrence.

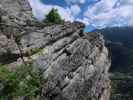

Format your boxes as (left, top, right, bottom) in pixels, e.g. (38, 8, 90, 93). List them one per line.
(28, 0, 133, 32)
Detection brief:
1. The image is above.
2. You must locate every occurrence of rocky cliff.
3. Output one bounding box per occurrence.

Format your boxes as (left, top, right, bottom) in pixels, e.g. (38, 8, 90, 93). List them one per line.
(0, 0, 111, 100)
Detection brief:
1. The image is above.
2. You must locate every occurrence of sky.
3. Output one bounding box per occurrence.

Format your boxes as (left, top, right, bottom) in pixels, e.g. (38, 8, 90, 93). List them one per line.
(28, 0, 133, 32)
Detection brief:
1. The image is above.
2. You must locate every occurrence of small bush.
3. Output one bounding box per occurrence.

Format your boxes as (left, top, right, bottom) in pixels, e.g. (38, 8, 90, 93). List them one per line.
(28, 48, 43, 56)
(45, 8, 62, 24)
(0, 64, 47, 99)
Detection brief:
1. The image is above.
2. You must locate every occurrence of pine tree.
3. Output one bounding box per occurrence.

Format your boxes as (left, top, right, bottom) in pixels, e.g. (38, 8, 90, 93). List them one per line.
(45, 8, 62, 24)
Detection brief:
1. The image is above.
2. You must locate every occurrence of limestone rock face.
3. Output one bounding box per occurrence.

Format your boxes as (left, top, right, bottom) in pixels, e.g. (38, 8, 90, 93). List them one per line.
(32, 26, 111, 100)
(0, 0, 33, 25)
(0, 0, 111, 100)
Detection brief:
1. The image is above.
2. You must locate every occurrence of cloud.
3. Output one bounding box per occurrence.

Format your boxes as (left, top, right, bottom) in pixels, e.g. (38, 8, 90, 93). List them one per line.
(81, 0, 133, 29)
(70, 5, 81, 16)
(28, 0, 74, 21)
(65, 0, 86, 5)
(28, 0, 133, 30)
(76, 17, 90, 25)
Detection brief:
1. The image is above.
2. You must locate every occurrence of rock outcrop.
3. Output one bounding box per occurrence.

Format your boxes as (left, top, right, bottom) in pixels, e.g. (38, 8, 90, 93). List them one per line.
(0, 0, 111, 100)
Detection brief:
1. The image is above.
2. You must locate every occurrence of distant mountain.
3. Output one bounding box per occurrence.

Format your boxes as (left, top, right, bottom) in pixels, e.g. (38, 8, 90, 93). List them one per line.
(95, 27, 133, 47)
(94, 27, 133, 72)
(94, 27, 133, 100)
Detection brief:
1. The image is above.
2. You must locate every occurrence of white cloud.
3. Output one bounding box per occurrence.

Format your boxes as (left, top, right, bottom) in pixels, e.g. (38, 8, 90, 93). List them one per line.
(65, 0, 86, 5)
(76, 17, 90, 25)
(28, 0, 133, 30)
(70, 5, 81, 16)
(81, 0, 133, 29)
(28, 0, 74, 21)
(119, 0, 133, 5)
(80, 0, 86, 4)
(84, 0, 118, 18)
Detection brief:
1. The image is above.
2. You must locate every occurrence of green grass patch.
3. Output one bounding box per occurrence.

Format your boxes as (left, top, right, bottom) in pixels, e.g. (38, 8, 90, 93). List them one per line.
(0, 64, 47, 99)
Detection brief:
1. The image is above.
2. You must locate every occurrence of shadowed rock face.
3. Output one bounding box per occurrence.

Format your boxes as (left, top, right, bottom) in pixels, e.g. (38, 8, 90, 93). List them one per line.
(0, 0, 111, 100)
